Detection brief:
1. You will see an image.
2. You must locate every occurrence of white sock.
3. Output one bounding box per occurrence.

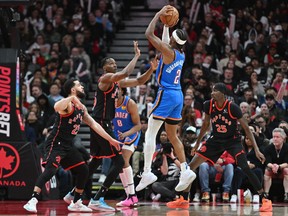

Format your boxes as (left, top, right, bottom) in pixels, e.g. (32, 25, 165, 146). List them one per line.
(123, 166, 135, 195)
(119, 171, 128, 196)
(180, 162, 189, 172)
(143, 116, 163, 173)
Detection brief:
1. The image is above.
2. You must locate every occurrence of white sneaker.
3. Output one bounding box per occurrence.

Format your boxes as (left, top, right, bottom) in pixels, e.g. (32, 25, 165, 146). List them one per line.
(252, 194, 260, 203)
(23, 197, 38, 213)
(88, 197, 115, 211)
(98, 174, 107, 183)
(193, 193, 200, 202)
(63, 192, 74, 204)
(68, 200, 92, 212)
(135, 172, 157, 192)
(175, 169, 196, 191)
(230, 194, 237, 203)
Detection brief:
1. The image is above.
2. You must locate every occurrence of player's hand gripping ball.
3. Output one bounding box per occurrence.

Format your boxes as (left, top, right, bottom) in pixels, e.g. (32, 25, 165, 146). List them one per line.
(160, 6, 179, 28)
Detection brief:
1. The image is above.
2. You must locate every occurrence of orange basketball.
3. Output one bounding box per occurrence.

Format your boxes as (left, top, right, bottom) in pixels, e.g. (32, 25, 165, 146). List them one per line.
(160, 6, 179, 28)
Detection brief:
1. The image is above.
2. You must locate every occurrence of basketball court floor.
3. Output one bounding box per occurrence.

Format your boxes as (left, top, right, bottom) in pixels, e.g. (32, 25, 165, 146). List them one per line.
(0, 200, 285, 216)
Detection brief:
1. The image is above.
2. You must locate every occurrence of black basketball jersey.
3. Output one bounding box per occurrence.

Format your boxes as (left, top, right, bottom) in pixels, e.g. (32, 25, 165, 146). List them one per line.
(46, 103, 84, 145)
(204, 99, 242, 139)
(91, 81, 118, 121)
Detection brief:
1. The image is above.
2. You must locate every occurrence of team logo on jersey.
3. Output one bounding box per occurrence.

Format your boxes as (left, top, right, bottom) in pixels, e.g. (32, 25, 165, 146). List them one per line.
(223, 109, 228, 114)
(121, 106, 126, 110)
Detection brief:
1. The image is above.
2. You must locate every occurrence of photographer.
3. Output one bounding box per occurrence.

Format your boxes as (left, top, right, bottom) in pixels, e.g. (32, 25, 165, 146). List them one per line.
(150, 142, 181, 202)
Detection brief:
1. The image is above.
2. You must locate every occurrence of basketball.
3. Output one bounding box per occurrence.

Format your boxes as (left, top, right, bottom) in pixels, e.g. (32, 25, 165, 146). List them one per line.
(160, 6, 179, 28)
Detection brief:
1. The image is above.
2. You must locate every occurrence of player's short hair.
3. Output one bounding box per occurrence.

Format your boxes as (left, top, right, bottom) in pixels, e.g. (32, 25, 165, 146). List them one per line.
(63, 78, 77, 95)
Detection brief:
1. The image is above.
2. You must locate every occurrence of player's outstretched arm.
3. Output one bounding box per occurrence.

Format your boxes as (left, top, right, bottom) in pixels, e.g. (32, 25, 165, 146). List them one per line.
(119, 55, 158, 88)
(82, 108, 120, 150)
(102, 41, 141, 84)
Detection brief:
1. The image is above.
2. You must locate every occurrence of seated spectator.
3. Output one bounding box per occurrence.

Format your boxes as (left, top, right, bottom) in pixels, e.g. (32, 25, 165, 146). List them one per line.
(230, 133, 264, 203)
(263, 128, 288, 202)
(199, 151, 235, 202)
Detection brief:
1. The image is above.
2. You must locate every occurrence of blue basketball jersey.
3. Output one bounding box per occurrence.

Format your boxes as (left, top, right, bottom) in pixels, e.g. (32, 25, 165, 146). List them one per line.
(155, 49, 185, 90)
(113, 96, 134, 132)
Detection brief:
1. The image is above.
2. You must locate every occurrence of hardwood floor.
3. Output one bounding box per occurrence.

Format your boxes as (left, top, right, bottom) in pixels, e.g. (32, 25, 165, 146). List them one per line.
(0, 200, 286, 216)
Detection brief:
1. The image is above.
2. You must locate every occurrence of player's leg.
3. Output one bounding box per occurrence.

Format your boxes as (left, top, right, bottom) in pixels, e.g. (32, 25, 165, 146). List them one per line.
(23, 155, 58, 213)
(118, 145, 138, 207)
(136, 115, 163, 191)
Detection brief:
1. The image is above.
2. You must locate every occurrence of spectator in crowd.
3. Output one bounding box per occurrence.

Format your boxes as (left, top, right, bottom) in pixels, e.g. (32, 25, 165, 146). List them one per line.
(199, 151, 235, 202)
(47, 83, 64, 105)
(240, 102, 251, 115)
(263, 128, 288, 202)
(254, 114, 272, 140)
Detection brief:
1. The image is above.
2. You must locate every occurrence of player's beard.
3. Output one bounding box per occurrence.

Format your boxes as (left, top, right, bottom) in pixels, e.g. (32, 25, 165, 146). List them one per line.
(76, 90, 86, 99)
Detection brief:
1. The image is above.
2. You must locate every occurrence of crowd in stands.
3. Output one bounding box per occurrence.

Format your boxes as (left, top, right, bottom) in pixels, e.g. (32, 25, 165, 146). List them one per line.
(16, 0, 288, 202)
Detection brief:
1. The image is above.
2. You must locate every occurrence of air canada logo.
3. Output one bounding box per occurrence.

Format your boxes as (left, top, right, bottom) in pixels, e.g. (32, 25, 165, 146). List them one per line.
(0, 143, 20, 178)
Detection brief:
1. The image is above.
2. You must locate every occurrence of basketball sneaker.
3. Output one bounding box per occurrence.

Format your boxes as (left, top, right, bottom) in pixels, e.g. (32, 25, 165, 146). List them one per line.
(135, 172, 157, 192)
(222, 192, 230, 202)
(201, 192, 210, 203)
(23, 197, 38, 213)
(259, 198, 272, 212)
(175, 168, 196, 192)
(88, 197, 115, 211)
(230, 194, 237, 203)
(116, 198, 127, 207)
(166, 196, 189, 209)
(192, 193, 200, 202)
(117, 195, 138, 207)
(63, 192, 74, 204)
(68, 199, 92, 212)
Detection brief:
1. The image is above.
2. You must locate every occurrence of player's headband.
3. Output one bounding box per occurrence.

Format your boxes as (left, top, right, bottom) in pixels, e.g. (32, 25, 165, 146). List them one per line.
(172, 30, 186, 45)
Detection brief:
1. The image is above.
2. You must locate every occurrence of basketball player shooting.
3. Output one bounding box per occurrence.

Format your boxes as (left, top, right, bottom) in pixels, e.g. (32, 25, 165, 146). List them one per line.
(136, 5, 196, 193)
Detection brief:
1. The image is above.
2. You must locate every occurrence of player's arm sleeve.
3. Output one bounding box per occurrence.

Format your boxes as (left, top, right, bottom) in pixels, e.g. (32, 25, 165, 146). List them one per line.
(162, 25, 170, 44)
